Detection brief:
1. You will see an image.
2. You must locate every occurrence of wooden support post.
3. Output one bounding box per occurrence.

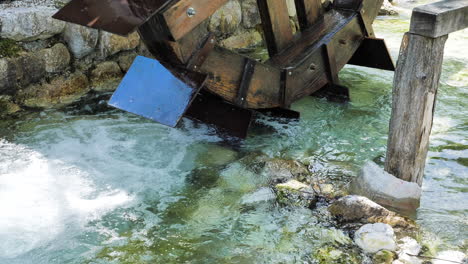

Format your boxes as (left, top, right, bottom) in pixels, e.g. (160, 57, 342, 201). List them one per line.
(295, 0, 323, 30)
(385, 0, 468, 186)
(257, 0, 294, 56)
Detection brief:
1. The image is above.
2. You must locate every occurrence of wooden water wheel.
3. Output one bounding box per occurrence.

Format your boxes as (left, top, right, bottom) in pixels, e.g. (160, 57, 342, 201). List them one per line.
(54, 0, 395, 137)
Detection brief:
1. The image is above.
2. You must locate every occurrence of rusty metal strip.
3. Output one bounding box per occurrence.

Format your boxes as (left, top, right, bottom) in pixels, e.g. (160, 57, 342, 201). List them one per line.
(187, 33, 217, 71)
(235, 59, 256, 107)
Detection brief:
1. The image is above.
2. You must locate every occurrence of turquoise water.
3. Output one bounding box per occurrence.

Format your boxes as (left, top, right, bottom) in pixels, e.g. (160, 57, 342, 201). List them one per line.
(0, 1, 466, 263)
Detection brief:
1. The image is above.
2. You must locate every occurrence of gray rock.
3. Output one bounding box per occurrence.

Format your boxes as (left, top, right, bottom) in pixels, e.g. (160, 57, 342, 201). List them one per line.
(354, 223, 397, 253)
(18, 71, 90, 108)
(98, 31, 140, 58)
(13, 53, 46, 88)
(0, 7, 66, 41)
(328, 195, 412, 227)
(274, 179, 317, 208)
(241, 0, 261, 28)
(220, 29, 263, 50)
(0, 59, 15, 94)
(395, 237, 422, 264)
(63, 23, 99, 59)
(90, 61, 123, 92)
(38, 43, 70, 73)
(209, 0, 242, 35)
(350, 162, 422, 212)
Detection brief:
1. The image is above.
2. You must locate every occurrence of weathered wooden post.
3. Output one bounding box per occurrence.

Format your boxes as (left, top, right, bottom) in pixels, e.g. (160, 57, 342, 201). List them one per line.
(385, 0, 468, 186)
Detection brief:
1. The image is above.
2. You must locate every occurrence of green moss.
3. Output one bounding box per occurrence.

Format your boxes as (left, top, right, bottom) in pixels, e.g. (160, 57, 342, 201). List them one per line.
(373, 250, 395, 264)
(0, 38, 21, 58)
(313, 245, 362, 264)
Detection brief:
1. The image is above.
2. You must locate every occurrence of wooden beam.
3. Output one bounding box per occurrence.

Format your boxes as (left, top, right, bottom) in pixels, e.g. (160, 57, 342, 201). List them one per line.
(385, 33, 448, 185)
(410, 0, 468, 38)
(161, 0, 229, 40)
(295, 0, 323, 30)
(257, 0, 294, 56)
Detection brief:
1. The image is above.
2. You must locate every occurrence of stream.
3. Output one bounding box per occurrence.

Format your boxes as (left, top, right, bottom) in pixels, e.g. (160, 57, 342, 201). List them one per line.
(0, 1, 466, 263)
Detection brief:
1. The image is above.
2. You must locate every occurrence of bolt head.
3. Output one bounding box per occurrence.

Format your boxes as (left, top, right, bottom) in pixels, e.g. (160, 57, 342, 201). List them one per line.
(187, 7, 196, 17)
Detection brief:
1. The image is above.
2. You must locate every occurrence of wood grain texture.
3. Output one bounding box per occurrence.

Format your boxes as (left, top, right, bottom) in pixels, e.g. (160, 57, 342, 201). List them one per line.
(295, 0, 323, 30)
(410, 0, 468, 38)
(257, 0, 294, 56)
(162, 0, 229, 40)
(385, 33, 448, 185)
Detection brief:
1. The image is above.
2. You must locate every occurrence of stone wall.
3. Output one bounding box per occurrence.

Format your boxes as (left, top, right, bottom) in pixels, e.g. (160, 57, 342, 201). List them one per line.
(0, 0, 397, 117)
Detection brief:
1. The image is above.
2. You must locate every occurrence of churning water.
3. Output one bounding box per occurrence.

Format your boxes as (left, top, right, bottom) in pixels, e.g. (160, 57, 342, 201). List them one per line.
(0, 1, 466, 263)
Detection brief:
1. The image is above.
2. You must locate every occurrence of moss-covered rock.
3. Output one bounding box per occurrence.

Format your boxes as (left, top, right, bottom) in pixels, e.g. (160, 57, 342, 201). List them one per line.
(373, 250, 395, 264)
(0, 96, 21, 117)
(313, 245, 362, 264)
(0, 38, 21, 58)
(91, 61, 123, 92)
(274, 179, 317, 208)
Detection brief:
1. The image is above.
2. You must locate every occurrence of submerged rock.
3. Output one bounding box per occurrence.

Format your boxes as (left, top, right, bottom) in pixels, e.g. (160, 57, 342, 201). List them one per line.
(313, 245, 362, 264)
(328, 195, 411, 227)
(350, 162, 422, 213)
(241, 187, 276, 205)
(274, 179, 317, 208)
(264, 158, 310, 183)
(374, 250, 396, 264)
(354, 223, 397, 253)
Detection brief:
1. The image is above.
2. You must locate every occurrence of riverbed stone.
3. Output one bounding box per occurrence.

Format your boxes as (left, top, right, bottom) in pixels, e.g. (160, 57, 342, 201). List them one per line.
(350, 161, 422, 212)
(241, 187, 276, 205)
(354, 223, 397, 253)
(328, 195, 411, 227)
(379, 0, 399, 16)
(117, 51, 138, 72)
(220, 29, 263, 50)
(14, 53, 46, 88)
(264, 158, 310, 183)
(395, 237, 422, 264)
(63, 23, 99, 59)
(0, 95, 21, 116)
(18, 71, 90, 108)
(313, 245, 362, 264)
(91, 61, 123, 92)
(241, 0, 261, 28)
(196, 144, 239, 167)
(0, 7, 66, 41)
(274, 179, 317, 208)
(99, 31, 140, 58)
(373, 250, 396, 264)
(209, 0, 242, 35)
(38, 43, 70, 73)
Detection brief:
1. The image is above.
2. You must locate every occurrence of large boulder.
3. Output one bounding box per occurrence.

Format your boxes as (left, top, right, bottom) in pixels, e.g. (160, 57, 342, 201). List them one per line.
(350, 162, 422, 212)
(328, 195, 411, 227)
(209, 0, 242, 35)
(354, 223, 397, 253)
(0, 7, 66, 41)
(38, 43, 70, 73)
(90, 61, 123, 92)
(18, 71, 90, 108)
(274, 179, 317, 208)
(62, 23, 99, 59)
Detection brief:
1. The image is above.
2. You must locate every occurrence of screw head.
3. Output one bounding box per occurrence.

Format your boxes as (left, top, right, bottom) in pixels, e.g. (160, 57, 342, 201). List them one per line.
(187, 7, 196, 17)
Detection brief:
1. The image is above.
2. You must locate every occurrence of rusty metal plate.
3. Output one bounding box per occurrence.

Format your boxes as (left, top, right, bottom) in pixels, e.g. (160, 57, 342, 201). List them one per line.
(53, 0, 171, 36)
(109, 56, 204, 127)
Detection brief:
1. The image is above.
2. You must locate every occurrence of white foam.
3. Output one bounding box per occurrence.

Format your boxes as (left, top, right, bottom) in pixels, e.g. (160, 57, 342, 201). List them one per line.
(0, 140, 133, 259)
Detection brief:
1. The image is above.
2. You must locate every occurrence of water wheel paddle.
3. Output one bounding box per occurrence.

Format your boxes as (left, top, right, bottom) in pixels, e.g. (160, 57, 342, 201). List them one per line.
(53, 0, 395, 138)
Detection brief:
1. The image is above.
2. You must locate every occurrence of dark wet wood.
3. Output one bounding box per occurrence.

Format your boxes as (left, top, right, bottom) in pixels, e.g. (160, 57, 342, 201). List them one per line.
(295, 0, 323, 30)
(257, 0, 294, 56)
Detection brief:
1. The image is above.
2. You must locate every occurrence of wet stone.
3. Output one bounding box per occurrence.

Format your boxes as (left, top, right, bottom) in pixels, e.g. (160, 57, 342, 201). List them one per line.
(90, 61, 123, 92)
(354, 223, 397, 254)
(274, 179, 317, 208)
